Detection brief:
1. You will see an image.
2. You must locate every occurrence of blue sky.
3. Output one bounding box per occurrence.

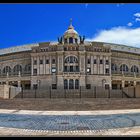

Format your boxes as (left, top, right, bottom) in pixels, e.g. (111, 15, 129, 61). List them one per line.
(1, 3, 140, 49)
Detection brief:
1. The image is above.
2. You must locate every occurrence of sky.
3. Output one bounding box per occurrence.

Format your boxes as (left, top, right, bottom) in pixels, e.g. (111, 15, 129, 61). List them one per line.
(1, 3, 140, 49)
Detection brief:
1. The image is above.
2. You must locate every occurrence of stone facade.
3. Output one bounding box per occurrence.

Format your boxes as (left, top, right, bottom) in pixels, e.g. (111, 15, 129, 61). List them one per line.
(0, 21, 140, 90)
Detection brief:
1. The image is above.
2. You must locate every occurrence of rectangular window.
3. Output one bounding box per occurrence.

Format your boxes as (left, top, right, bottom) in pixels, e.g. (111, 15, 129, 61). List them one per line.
(40, 60, 43, 64)
(34, 60, 37, 65)
(100, 59, 103, 64)
(70, 66, 73, 72)
(52, 84, 57, 89)
(64, 66, 67, 72)
(105, 68, 109, 74)
(106, 60, 109, 65)
(87, 59, 90, 64)
(94, 59, 96, 64)
(33, 69, 37, 75)
(52, 59, 55, 64)
(76, 66, 79, 72)
(46, 59, 49, 64)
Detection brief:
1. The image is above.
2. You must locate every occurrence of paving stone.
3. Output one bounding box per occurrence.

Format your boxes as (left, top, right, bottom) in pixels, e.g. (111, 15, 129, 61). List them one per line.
(0, 109, 139, 135)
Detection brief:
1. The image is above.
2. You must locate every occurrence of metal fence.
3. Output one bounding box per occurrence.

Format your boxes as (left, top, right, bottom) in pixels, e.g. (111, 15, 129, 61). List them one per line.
(12, 86, 136, 99)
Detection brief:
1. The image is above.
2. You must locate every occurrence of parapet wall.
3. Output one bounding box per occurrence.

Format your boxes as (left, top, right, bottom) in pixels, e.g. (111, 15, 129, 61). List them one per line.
(0, 85, 10, 99)
(0, 85, 21, 99)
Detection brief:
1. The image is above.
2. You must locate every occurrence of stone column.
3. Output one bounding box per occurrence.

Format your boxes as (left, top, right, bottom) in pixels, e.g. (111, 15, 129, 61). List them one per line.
(97, 56, 100, 74)
(109, 56, 111, 75)
(103, 56, 106, 75)
(79, 52, 85, 74)
(49, 55, 52, 74)
(57, 53, 63, 74)
(6, 81, 9, 85)
(31, 57, 34, 76)
(134, 81, 136, 87)
(122, 80, 125, 88)
(93, 56, 96, 74)
(37, 56, 40, 75)
(43, 55, 45, 75)
(91, 55, 93, 74)
(18, 81, 21, 87)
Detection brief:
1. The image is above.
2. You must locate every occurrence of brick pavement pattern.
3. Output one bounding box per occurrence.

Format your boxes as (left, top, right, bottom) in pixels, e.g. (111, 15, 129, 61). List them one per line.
(0, 109, 140, 136)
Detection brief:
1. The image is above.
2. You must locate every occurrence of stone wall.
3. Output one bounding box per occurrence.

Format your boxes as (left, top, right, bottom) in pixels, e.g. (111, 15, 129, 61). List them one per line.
(0, 85, 21, 99)
(0, 85, 10, 99)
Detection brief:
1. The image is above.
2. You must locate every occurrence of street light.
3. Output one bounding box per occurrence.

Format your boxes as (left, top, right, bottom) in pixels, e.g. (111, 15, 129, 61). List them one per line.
(37, 80, 41, 89)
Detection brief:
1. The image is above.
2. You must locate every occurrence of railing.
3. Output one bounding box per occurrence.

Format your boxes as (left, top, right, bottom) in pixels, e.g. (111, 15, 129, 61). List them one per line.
(112, 71, 140, 77)
(63, 72, 80, 75)
(0, 73, 31, 78)
(12, 86, 136, 99)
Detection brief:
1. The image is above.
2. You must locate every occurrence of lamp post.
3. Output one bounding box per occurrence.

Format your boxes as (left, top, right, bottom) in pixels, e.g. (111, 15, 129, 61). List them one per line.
(37, 80, 41, 89)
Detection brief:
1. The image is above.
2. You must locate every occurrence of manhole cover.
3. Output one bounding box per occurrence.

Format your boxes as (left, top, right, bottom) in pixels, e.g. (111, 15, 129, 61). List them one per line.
(77, 126, 90, 130)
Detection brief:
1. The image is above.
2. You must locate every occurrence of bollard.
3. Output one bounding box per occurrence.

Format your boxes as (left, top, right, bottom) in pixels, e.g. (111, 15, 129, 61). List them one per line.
(94, 87, 96, 98)
(80, 86, 81, 98)
(50, 86, 51, 99)
(22, 87, 23, 99)
(134, 86, 136, 98)
(35, 88, 36, 98)
(9, 86, 11, 99)
(122, 87, 123, 98)
(65, 89, 66, 98)
(108, 88, 110, 98)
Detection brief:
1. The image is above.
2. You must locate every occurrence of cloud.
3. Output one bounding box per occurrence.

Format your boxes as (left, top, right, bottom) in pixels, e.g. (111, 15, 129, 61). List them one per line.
(134, 12, 140, 18)
(127, 22, 133, 27)
(86, 26, 140, 48)
(135, 17, 140, 22)
(133, 12, 140, 22)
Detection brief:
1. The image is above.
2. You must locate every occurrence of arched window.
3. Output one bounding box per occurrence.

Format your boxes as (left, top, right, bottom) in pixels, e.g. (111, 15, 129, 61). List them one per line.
(3, 66, 12, 75)
(131, 65, 139, 73)
(120, 64, 128, 72)
(64, 56, 79, 72)
(13, 64, 22, 75)
(69, 79, 74, 89)
(24, 64, 31, 74)
(65, 56, 78, 64)
(64, 79, 68, 89)
(111, 63, 117, 71)
(69, 37, 73, 44)
(75, 79, 79, 89)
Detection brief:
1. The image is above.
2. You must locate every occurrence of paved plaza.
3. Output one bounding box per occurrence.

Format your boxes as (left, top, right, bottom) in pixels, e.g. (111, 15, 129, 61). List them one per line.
(0, 109, 140, 136)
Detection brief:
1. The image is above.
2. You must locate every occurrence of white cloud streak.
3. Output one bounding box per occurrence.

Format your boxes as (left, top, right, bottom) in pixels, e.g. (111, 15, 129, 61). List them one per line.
(127, 22, 133, 27)
(86, 27, 140, 48)
(135, 17, 140, 22)
(134, 12, 140, 18)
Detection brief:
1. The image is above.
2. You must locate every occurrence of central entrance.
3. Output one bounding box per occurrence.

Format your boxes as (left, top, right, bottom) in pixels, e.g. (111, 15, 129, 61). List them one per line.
(64, 79, 79, 89)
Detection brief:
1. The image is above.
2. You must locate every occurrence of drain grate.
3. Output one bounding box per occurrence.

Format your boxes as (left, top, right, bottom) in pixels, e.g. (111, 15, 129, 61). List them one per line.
(77, 126, 90, 130)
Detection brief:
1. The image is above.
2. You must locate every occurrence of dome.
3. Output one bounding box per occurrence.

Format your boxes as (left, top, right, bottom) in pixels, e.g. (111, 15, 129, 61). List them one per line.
(63, 19, 79, 39)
